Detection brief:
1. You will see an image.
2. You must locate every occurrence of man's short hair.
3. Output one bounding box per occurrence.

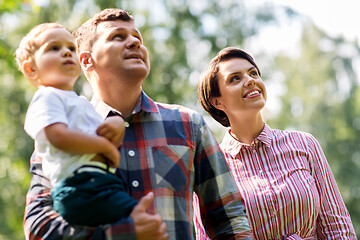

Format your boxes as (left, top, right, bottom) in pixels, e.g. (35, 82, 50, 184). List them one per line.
(73, 8, 134, 53)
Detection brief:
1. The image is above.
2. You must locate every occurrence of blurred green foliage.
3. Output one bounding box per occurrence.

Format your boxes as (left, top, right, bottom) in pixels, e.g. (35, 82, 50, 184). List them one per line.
(270, 22, 360, 234)
(0, 0, 358, 239)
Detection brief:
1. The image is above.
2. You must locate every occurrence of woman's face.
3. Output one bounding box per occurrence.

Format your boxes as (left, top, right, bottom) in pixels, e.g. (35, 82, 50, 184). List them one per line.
(213, 58, 267, 118)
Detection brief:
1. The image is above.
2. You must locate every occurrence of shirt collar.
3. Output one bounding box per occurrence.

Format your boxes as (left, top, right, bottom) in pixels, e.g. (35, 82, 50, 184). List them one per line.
(91, 90, 158, 119)
(221, 123, 273, 156)
(257, 123, 273, 147)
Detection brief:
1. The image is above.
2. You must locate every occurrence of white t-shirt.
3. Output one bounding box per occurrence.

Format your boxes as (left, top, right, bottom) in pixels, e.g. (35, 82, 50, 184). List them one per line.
(24, 87, 104, 186)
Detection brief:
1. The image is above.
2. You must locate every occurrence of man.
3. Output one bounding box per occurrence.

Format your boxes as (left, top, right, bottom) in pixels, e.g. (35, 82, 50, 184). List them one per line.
(24, 8, 253, 240)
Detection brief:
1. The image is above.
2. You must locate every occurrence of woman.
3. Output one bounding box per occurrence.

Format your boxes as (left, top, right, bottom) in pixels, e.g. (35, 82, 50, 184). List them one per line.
(193, 47, 356, 239)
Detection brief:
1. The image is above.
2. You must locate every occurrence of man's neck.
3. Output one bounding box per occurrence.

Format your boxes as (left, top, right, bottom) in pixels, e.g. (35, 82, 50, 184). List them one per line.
(93, 79, 143, 118)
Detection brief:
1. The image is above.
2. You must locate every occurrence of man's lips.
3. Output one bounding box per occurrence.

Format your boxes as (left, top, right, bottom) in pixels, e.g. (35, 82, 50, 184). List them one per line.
(125, 52, 144, 61)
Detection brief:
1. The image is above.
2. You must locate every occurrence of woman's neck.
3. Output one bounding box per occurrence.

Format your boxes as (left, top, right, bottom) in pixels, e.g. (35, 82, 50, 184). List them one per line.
(228, 112, 264, 145)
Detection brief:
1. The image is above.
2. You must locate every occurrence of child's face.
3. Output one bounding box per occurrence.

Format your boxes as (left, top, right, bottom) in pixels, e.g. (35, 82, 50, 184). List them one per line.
(32, 27, 81, 90)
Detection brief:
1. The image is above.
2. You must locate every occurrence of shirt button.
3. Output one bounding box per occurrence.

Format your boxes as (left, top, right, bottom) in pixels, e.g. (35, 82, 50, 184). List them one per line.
(128, 150, 135, 157)
(259, 170, 263, 174)
(132, 180, 139, 188)
(124, 122, 129, 127)
(253, 149, 256, 153)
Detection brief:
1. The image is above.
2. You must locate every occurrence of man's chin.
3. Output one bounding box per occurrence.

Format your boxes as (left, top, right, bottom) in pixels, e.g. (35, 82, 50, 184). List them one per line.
(124, 66, 149, 79)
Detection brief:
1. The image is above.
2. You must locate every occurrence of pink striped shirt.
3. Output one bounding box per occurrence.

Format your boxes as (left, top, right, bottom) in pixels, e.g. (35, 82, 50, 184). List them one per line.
(194, 124, 356, 240)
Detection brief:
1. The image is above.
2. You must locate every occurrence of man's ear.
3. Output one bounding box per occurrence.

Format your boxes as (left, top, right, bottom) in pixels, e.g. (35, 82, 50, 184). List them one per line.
(22, 60, 38, 80)
(79, 51, 94, 70)
(211, 97, 226, 111)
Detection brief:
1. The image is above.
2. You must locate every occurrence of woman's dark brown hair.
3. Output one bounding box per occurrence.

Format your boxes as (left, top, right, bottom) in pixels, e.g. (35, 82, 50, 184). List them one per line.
(197, 47, 261, 127)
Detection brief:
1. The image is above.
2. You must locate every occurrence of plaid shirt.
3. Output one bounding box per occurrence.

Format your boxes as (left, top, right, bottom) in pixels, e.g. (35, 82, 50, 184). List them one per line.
(24, 91, 253, 240)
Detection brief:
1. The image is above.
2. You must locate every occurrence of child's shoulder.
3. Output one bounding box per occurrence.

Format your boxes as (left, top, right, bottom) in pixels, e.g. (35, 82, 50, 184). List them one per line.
(34, 87, 76, 98)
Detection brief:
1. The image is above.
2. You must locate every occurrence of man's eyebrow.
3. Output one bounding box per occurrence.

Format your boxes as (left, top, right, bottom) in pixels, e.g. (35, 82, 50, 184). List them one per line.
(110, 27, 141, 35)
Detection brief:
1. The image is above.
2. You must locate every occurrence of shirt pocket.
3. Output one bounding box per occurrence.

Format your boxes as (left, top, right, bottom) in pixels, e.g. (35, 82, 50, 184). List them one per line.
(151, 145, 193, 193)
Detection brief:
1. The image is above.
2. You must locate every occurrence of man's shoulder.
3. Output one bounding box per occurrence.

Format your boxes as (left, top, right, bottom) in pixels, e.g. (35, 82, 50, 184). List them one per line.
(154, 102, 204, 123)
(155, 102, 199, 114)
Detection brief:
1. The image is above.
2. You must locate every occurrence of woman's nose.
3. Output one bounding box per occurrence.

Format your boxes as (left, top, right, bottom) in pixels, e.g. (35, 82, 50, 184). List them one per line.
(244, 75, 255, 87)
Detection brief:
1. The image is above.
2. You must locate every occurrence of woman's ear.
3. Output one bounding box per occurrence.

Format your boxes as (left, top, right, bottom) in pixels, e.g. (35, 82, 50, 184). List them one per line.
(211, 97, 226, 111)
(79, 51, 94, 71)
(22, 60, 38, 80)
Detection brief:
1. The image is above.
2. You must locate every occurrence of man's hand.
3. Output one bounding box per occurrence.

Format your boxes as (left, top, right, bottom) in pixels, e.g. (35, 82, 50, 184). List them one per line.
(97, 116, 125, 147)
(131, 192, 169, 240)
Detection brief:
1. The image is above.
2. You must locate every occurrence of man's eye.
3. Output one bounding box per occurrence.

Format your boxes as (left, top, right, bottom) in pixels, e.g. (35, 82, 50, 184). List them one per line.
(113, 34, 124, 40)
(134, 35, 142, 42)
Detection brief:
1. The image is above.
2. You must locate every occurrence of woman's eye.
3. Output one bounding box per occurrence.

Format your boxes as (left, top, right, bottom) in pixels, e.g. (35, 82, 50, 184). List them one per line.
(250, 71, 258, 77)
(230, 76, 241, 82)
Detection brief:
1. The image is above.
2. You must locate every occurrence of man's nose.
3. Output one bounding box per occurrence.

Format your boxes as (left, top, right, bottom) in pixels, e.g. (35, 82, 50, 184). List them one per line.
(126, 35, 140, 49)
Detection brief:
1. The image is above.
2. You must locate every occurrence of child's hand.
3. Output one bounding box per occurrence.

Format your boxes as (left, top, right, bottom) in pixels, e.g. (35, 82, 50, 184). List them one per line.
(102, 143, 120, 168)
(96, 116, 125, 147)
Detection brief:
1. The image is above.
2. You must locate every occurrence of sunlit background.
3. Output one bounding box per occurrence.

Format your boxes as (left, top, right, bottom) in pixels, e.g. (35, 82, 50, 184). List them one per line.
(0, 0, 359, 239)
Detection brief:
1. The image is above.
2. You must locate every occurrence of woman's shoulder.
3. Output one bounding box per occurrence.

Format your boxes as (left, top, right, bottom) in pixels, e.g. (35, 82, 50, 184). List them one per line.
(271, 127, 315, 142)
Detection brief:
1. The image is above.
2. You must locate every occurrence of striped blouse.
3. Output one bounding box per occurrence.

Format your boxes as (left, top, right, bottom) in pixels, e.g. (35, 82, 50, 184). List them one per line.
(194, 123, 356, 239)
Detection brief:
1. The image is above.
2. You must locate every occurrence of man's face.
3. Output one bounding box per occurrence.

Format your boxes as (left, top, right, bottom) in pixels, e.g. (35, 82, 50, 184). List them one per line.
(90, 20, 150, 82)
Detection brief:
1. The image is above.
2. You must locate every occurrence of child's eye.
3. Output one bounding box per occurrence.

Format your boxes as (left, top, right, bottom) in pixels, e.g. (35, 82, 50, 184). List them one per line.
(50, 46, 59, 51)
(69, 46, 76, 52)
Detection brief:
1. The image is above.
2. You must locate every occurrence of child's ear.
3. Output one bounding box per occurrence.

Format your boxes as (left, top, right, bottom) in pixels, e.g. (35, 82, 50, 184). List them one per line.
(22, 60, 38, 80)
(211, 97, 226, 111)
(79, 51, 94, 70)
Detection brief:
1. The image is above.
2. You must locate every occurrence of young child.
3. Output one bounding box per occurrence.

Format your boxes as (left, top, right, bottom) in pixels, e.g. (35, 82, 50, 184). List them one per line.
(16, 23, 137, 226)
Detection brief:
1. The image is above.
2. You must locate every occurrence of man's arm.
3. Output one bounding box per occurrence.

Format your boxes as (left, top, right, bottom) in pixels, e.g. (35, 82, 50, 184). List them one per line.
(193, 115, 253, 240)
(24, 156, 105, 240)
(24, 155, 169, 240)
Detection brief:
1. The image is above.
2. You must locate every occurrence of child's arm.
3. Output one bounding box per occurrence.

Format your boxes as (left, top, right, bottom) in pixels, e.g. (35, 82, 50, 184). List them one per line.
(96, 116, 125, 148)
(44, 122, 120, 167)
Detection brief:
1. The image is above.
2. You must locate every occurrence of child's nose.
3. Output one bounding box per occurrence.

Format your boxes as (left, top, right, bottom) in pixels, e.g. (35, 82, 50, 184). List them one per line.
(63, 48, 72, 57)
